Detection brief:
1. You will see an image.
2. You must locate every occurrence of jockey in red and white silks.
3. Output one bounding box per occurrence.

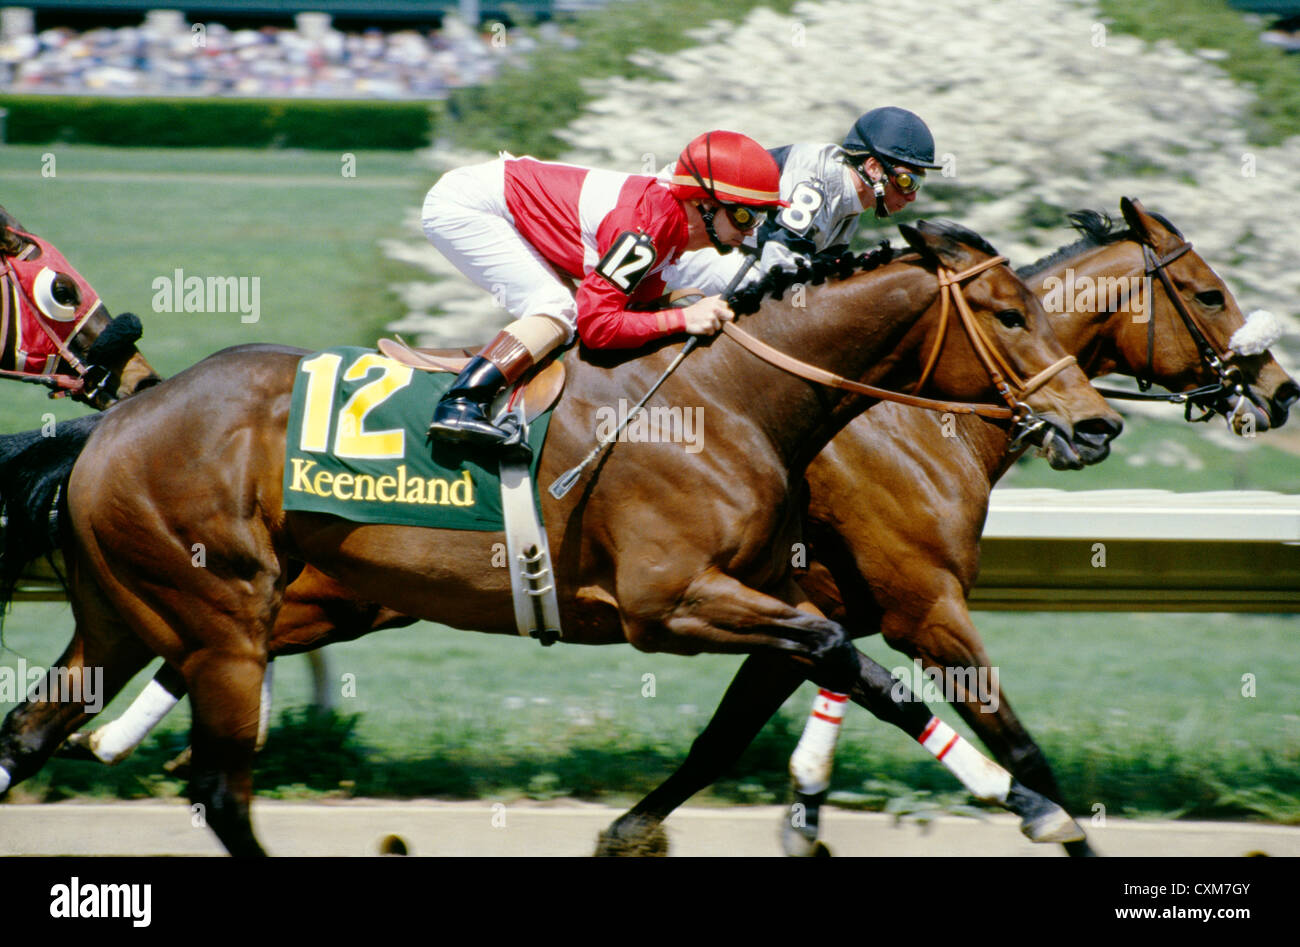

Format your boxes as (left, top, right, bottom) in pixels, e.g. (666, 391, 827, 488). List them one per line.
(421, 129, 788, 449)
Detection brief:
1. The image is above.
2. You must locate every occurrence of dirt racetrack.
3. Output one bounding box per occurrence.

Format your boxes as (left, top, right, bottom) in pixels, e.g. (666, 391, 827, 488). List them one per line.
(2, 799, 1296, 857)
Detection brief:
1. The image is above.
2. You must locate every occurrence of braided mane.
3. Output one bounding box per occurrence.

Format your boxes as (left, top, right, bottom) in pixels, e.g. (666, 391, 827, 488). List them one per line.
(727, 241, 896, 316)
(726, 217, 1011, 316)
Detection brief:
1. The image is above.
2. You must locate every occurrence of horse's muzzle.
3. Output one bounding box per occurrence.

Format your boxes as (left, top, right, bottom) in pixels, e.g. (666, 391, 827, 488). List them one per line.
(1029, 413, 1121, 470)
(1069, 414, 1123, 466)
(1266, 380, 1298, 430)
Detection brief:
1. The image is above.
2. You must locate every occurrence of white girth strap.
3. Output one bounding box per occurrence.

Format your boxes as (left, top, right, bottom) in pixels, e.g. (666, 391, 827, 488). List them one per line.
(497, 401, 563, 645)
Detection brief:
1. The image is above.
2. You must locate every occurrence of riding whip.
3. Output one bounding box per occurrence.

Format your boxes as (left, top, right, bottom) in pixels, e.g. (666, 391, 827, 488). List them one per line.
(548, 250, 760, 499)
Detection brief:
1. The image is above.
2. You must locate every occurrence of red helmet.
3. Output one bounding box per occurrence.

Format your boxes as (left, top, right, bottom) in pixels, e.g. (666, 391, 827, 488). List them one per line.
(670, 130, 789, 208)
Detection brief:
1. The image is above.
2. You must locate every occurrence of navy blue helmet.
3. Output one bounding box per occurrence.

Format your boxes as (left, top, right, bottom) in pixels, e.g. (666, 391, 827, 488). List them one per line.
(843, 107, 941, 170)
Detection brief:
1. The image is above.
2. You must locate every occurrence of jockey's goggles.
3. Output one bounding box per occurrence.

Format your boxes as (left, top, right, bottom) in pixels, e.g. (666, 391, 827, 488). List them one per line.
(848, 152, 925, 195)
(888, 166, 924, 194)
(720, 202, 768, 232)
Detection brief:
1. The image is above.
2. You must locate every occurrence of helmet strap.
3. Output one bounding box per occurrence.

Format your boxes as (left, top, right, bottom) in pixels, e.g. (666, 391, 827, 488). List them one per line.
(849, 157, 891, 219)
(683, 134, 734, 252)
(699, 203, 734, 255)
(872, 180, 890, 219)
(867, 151, 898, 218)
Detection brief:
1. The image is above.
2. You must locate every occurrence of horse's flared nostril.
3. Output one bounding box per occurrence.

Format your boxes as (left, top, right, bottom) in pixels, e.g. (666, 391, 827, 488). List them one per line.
(1276, 381, 1300, 412)
(1267, 380, 1298, 429)
(1075, 415, 1123, 444)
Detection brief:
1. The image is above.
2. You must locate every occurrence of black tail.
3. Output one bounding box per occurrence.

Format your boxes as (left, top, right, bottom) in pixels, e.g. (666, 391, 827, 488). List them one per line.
(0, 413, 104, 610)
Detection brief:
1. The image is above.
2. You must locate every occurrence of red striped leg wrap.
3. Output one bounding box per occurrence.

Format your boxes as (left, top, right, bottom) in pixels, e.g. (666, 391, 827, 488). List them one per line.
(789, 689, 848, 795)
(917, 715, 1011, 802)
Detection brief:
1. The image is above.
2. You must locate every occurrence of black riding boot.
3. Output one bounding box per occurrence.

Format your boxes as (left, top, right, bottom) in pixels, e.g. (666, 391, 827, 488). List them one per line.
(427, 355, 515, 447)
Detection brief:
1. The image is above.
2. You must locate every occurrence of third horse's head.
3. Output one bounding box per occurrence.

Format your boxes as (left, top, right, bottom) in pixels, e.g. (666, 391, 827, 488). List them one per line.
(0, 205, 161, 410)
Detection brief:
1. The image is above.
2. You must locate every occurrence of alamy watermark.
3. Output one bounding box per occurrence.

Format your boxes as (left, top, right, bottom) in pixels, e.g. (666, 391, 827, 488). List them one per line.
(593, 399, 704, 454)
(1041, 268, 1149, 322)
(890, 660, 1000, 714)
(0, 659, 103, 712)
(151, 268, 260, 323)
(49, 877, 150, 927)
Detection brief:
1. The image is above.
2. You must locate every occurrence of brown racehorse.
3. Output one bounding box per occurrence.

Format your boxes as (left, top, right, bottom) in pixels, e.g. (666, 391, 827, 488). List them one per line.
(57, 198, 1297, 861)
(0, 221, 1121, 855)
(0, 206, 159, 411)
(593, 199, 1299, 856)
(9, 201, 1290, 857)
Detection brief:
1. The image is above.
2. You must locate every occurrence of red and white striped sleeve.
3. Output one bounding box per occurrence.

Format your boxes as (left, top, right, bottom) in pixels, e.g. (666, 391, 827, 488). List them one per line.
(574, 184, 691, 349)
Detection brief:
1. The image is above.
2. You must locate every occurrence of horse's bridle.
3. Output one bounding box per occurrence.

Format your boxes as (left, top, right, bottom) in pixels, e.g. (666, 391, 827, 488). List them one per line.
(721, 254, 1076, 446)
(1091, 237, 1249, 423)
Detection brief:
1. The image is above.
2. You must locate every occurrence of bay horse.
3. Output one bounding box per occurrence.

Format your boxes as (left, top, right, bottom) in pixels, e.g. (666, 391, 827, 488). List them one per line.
(0, 220, 1121, 855)
(9, 201, 1289, 857)
(594, 198, 1298, 856)
(0, 206, 159, 411)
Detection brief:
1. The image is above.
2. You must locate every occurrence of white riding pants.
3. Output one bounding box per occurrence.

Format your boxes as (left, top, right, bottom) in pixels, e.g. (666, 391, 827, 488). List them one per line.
(421, 157, 578, 343)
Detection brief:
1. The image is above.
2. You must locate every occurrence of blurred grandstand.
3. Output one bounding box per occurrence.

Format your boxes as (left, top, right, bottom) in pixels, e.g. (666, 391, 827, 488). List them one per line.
(0, 1, 598, 97)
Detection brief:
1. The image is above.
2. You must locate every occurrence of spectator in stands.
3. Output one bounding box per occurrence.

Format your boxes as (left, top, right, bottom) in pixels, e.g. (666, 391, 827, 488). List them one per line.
(0, 13, 551, 98)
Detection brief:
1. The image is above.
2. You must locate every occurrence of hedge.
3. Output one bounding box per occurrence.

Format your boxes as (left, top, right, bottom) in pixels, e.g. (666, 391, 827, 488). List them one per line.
(0, 95, 438, 149)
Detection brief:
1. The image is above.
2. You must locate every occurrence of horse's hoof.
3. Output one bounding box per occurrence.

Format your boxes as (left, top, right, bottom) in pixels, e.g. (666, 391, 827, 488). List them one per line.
(782, 827, 818, 857)
(781, 787, 829, 856)
(57, 731, 134, 765)
(1065, 838, 1099, 857)
(1007, 781, 1085, 844)
(593, 820, 669, 857)
(163, 746, 192, 779)
(1022, 810, 1085, 844)
(783, 826, 834, 858)
(56, 732, 102, 763)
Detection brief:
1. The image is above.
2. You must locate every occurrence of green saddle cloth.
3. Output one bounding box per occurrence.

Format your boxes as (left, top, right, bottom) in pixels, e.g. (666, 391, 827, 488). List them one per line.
(282, 346, 551, 531)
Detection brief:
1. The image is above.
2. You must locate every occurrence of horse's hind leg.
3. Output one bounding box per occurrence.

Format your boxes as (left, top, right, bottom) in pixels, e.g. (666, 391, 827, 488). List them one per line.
(89, 569, 418, 776)
(184, 647, 268, 857)
(882, 595, 1096, 855)
(596, 653, 806, 856)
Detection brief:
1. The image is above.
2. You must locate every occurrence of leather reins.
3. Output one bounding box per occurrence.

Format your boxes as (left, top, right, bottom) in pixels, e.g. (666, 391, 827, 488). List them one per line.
(721, 255, 1076, 422)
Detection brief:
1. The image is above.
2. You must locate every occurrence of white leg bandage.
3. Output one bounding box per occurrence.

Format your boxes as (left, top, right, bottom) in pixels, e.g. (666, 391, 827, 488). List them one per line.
(789, 689, 848, 796)
(0, 766, 11, 794)
(917, 715, 1012, 802)
(421, 159, 578, 337)
(255, 663, 274, 752)
(88, 679, 180, 765)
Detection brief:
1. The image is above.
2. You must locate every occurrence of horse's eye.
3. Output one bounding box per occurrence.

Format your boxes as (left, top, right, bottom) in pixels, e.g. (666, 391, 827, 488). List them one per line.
(51, 274, 80, 307)
(1195, 290, 1224, 309)
(996, 309, 1026, 329)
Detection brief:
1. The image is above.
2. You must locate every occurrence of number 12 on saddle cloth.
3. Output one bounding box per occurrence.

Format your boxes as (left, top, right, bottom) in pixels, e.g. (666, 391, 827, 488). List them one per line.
(282, 346, 552, 532)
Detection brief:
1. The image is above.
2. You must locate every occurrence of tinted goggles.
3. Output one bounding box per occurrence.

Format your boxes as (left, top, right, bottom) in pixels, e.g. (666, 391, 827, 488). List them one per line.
(889, 167, 924, 194)
(849, 153, 925, 195)
(721, 203, 768, 232)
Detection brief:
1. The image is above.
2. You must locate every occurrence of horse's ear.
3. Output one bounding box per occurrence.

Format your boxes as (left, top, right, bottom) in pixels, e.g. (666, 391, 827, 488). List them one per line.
(902, 219, 975, 269)
(1120, 197, 1179, 253)
(899, 222, 942, 267)
(0, 205, 22, 255)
